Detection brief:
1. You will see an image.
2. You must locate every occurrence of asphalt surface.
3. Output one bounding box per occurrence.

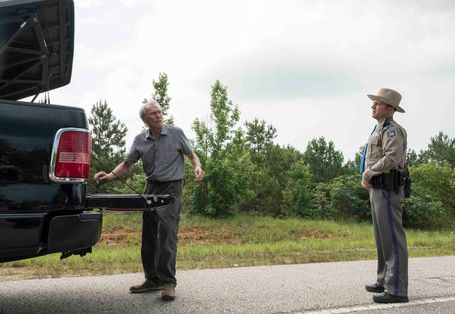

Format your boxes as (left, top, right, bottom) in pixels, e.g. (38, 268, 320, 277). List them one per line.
(0, 256, 454, 313)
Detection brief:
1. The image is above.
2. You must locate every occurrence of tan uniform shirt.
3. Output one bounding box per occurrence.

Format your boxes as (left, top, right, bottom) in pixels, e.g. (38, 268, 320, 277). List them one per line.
(362, 118, 407, 182)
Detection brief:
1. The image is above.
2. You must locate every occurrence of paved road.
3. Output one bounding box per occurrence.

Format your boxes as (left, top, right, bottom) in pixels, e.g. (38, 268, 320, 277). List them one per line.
(1, 256, 454, 313)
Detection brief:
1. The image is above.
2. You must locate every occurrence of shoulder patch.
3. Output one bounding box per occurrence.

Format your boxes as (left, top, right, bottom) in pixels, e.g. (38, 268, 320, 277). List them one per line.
(387, 129, 396, 138)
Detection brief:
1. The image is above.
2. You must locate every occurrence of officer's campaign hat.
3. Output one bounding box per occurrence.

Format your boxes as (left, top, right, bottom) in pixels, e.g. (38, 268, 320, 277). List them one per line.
(367, 88, 405, 113)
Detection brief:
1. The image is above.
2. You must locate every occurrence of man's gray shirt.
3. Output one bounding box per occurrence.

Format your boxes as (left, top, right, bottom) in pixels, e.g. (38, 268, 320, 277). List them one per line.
(125, 125, 193, 182)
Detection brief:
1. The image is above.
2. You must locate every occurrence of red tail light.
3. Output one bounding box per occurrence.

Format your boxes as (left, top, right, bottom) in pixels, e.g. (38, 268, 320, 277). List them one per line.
(50, 128, 92, 182)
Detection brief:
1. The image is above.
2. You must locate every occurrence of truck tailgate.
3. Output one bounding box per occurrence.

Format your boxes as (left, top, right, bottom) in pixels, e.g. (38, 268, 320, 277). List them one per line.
(85, 194, 173, 211)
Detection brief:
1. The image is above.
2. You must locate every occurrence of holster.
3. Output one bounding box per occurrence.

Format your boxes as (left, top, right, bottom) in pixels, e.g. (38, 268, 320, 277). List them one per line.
(371, 170, 404, 194)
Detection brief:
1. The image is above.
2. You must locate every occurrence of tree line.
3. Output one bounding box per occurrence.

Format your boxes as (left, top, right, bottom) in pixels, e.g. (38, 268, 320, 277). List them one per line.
(88, 73, 455, 230)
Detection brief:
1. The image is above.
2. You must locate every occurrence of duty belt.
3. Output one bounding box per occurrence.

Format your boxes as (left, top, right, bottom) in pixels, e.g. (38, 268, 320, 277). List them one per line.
(371, 169, 404, 193)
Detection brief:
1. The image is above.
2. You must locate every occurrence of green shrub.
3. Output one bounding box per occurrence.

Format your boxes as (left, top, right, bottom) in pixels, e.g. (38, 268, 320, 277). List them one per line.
(402, 184, 447, 229)
(308, 182, 334, 218)
(410, 163, 455, 217)
(328, 175, 370, 221)
(280, 161, 313, 217)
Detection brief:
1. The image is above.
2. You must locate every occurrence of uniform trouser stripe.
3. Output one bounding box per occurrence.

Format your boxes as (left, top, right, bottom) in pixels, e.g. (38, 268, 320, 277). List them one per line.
(370, 188, 408, 296)
(386, 191, 400, 296)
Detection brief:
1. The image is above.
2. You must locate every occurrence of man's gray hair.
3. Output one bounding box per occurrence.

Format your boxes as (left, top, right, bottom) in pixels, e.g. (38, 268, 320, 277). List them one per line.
(139, 99, 160, 121)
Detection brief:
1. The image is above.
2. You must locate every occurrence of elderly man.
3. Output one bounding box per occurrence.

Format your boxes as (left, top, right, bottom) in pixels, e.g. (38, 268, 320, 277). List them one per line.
(360, 88, 409, 303)
(95, 100, 204, 301)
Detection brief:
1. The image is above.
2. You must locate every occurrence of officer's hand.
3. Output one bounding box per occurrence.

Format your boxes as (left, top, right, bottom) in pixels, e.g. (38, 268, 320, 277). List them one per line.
(361, 179, 372, 189)
(194, 167, 204, 182)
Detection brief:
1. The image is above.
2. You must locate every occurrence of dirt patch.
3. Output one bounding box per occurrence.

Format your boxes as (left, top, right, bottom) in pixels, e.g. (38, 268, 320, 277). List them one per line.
(179, 226, 242, 244)
(99, 225, 242, 245)
(99, 226, 139, 246)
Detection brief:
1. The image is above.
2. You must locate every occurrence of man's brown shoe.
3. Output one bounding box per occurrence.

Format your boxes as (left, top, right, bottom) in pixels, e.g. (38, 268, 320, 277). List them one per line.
(160, 283, 176, 301)
(129, 279, 162, 293)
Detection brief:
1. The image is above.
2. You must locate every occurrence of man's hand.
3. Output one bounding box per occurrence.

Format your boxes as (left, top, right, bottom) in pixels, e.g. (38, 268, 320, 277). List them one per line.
(194, 167, 204, 181)
(189, 153, 204, 181)
(94, 161, 131, 186)
(361, 178, 372, 189)
(94, 171, 113, 185)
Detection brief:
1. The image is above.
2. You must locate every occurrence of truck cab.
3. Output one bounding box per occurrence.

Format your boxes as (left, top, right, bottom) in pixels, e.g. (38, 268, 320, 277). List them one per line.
(0, 0, 170, 263)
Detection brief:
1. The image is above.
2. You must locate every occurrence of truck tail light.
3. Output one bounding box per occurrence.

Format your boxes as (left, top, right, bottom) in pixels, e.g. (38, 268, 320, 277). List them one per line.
(50, 128, 92, 182)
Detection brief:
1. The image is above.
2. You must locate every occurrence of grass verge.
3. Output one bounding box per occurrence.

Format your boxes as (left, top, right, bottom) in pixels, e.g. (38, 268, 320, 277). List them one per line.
(1, 213, 454, 281)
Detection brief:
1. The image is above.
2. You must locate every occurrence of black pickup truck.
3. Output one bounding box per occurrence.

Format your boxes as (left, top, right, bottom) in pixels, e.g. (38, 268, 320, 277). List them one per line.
(0, 0, 171, 263)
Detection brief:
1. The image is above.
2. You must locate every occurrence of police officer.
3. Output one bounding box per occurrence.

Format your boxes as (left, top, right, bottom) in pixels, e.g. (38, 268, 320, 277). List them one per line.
(360, 88, 409, 303)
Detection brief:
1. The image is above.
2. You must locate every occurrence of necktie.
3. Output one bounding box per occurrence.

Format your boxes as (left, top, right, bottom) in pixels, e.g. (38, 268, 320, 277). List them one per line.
(359, 126, 376, 174)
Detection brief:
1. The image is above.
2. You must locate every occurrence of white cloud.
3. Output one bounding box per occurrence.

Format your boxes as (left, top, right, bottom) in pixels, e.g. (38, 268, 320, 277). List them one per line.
(76, 0, 104, 9)
(41, 0, 455, 161)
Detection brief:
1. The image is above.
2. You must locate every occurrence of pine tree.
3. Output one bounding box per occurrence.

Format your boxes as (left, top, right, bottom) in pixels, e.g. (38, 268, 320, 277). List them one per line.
(144, 72, 173, 125)
(88, 100, 128, 193)
(303, 137, 344, 184)
(89, 100, 127, 161)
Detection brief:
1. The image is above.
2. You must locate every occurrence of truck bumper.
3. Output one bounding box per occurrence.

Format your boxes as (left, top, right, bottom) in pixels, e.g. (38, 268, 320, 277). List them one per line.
(47, 212, 102, 253)
(0, 211, 102, 262)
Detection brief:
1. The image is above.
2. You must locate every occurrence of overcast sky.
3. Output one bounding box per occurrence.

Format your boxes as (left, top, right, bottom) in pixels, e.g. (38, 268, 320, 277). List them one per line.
(47, 0, 455, 161)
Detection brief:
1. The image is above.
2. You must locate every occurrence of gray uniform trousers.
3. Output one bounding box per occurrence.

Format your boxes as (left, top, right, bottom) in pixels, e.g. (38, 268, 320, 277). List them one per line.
(141, 180, 183, 285)
(369, 186, 408, 297)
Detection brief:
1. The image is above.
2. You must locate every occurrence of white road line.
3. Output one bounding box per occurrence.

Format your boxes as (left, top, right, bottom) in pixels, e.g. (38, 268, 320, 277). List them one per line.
(299, 296, 455, 314)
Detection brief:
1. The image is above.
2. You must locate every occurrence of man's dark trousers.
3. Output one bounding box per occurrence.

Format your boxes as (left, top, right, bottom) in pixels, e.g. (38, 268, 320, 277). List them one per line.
(142, 180, 183, 285)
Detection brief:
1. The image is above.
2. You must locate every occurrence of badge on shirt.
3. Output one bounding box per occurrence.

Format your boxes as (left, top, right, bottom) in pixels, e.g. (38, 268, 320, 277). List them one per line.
(369, 131, 379, 141)
(387, 129, 396, 138)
